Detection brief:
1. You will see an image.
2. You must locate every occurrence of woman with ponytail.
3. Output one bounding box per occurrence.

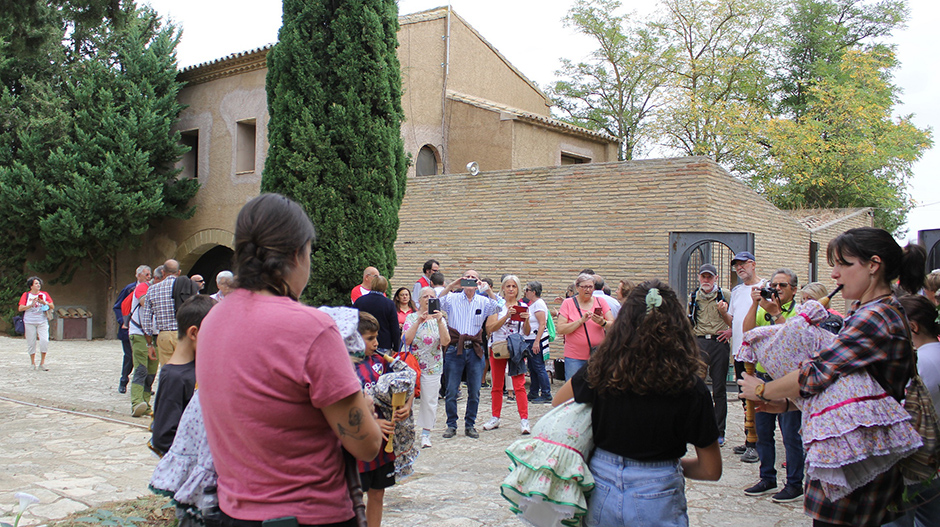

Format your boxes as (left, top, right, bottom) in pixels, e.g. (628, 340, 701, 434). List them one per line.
(552, 279, 722, 527)
(197, 194, 381, 527)
(740, 227, 928, 526)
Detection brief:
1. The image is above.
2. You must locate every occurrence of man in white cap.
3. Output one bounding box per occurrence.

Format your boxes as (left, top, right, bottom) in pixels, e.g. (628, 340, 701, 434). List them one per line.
(727, 251, 765, 463)
(689, 263, 731, 446)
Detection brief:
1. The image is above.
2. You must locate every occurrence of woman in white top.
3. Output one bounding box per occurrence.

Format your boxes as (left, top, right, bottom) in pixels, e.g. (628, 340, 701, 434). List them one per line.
(522, 281, 552, 403)
(403, 287, 451, 448)
(482, 275, 531, 434)
(18, 276, 54, 370)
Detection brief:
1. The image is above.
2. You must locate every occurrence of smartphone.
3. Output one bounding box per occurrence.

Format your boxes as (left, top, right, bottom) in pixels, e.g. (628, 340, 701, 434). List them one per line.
(594, 307, 603, 316)
(459, 278, 477, 287)
(262, 518, 298, 527)
(428, 297, 440, 314)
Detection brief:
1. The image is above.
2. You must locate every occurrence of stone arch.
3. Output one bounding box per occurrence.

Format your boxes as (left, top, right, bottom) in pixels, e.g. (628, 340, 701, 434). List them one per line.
(177, 229, 235, 273)
(416, 144, 441, 176)
(668, 232, 755, 301)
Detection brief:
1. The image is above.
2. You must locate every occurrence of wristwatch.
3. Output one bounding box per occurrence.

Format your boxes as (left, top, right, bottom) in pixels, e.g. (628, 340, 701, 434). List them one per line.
(755, 383, 770, 402)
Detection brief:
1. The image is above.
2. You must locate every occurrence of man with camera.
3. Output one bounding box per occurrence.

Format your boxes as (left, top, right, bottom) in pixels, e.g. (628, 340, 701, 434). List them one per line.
(689, 263, 731, 447)
(741, 268, 805, 504)
(437, 270, 500, 439)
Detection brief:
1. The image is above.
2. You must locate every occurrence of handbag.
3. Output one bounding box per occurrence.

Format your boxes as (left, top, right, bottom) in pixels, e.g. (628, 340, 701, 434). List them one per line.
(491, 340, 511, 360)
(545, 309, 557, 342)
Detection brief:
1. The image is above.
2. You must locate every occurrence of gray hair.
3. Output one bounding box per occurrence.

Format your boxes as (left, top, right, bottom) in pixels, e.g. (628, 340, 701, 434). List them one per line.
(216, 270, 234, 286)
(501, 274, 523, 296)
(773, 268, 798, 288)
(576, 273, 594, 287)
(135, 265, 152, 276)
(153, 265, 165, 280)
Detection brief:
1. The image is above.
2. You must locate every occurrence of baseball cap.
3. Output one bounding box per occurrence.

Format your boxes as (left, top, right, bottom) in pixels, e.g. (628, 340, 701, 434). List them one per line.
(699, 264, 718, 276)
(731, 251, 756, 264)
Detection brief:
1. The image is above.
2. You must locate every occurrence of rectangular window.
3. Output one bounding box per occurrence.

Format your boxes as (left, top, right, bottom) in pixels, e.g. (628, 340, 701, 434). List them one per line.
(561, 152, 590, 165)
(236, 119, 256, 173)
(180, 129, 199, 179)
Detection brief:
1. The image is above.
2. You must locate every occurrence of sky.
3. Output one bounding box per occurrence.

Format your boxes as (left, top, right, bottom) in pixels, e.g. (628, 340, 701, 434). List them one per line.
(143, 0, 938, 242)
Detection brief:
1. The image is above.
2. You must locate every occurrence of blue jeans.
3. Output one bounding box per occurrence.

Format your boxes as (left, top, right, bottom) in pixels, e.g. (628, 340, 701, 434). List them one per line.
(444, 344, 485, 429)
(755, 404, 804, 487)
(525, 339, 551, 398)
(883, 477, 940, 527)
(586, 448, 688, 527)
(565, 357, 588, 381)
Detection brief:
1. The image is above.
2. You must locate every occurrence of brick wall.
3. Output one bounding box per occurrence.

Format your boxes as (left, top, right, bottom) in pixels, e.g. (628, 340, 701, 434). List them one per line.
(392, 157, 815, 306)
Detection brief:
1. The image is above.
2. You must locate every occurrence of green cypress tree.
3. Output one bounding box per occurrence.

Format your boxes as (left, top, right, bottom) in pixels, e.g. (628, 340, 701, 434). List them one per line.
(261, 0, 408, 306)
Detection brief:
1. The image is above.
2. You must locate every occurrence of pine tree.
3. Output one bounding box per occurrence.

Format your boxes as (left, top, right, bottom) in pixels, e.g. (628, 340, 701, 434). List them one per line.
(261, 0, 408, 306)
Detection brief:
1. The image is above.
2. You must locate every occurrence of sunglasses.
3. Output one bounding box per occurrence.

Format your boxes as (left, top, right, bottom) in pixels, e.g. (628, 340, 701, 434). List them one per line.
(770, 282, 791, 288)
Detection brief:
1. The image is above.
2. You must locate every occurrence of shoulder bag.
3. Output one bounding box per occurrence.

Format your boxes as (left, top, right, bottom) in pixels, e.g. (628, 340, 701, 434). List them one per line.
(573, 297, 602, 355)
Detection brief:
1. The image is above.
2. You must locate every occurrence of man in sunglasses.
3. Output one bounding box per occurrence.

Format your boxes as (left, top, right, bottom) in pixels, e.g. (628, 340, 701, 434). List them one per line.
(741, 268, 805, 505)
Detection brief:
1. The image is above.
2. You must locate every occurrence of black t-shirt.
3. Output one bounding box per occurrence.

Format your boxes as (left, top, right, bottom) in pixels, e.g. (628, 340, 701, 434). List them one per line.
(151, 361, 196, 455)
(571, 367, 719, 461)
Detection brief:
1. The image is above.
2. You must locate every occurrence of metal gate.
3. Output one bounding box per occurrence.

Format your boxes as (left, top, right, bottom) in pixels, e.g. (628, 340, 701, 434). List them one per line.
(668, 232, 755, 301)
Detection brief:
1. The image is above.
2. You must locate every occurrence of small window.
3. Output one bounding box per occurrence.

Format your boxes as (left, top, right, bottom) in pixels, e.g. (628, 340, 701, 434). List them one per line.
(180, 129, 199, 179)
(416, 145, 438, 176)
(236, 119, 256, 173)
(561, 152, 590, 165)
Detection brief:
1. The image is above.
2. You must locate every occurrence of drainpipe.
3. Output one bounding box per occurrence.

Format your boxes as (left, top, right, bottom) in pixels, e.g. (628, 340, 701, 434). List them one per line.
(440, 4, 451, 173)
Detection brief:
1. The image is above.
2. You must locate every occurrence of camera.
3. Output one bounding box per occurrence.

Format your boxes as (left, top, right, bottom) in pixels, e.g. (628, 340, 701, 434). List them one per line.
(428, 297, 440, 314)
(759, 287, 778, 300)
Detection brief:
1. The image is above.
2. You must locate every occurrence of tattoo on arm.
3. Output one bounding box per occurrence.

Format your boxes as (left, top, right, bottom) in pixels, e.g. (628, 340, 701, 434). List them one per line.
(336, 407, 368, 440)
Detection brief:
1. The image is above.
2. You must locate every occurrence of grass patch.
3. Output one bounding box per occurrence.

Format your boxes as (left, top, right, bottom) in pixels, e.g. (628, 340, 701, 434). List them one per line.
(47, 495, 175, 527)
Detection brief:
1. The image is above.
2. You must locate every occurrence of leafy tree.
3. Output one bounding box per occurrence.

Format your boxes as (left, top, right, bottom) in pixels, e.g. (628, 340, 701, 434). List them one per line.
(261, 0, 408, 306)
(652, 0, 778, 166)
(549, 0, 667, 160)
(754, 47, 931, 234)
(0, 2, 198, 332)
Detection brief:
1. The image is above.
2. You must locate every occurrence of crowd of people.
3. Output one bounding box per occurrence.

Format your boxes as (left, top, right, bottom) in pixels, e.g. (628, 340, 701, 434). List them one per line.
(14, 191, 940, 527)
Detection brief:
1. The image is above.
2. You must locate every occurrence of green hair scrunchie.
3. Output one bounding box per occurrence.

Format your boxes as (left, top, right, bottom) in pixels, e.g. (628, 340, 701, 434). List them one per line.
(645, 288, 663, 313)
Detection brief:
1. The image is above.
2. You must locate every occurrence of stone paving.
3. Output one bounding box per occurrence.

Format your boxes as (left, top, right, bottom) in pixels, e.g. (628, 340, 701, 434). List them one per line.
(0, 335, 807, 526)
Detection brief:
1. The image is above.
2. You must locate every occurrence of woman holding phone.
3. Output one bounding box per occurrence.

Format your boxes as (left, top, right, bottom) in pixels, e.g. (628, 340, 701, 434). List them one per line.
(556, 273, 614, 380)
(403, 287, 450, 448)
(481, 275, 531, 434)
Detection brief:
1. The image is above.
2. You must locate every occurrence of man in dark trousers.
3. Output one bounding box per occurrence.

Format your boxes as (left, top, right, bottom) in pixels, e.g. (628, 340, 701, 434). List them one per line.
(113, 265, 151, 393)
(353, 275, 401, 355)
(688, 263, 731, 446)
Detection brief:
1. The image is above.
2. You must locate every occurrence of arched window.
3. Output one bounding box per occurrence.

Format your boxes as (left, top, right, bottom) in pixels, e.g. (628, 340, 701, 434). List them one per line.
(416, 145, 438, 176)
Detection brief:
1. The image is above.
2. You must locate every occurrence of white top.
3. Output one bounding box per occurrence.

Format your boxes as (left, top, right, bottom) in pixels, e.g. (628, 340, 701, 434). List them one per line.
(917, 341, 940, 418)
(525, 298, 549, 340)
(729, 279, 765, 355)
(23, 293, 47, 324)
(592, 291, 621, 318)
(490, 303, 526, 345)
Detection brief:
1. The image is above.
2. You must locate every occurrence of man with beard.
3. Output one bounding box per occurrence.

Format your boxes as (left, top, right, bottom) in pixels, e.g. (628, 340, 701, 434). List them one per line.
(689, 263, 731, 446)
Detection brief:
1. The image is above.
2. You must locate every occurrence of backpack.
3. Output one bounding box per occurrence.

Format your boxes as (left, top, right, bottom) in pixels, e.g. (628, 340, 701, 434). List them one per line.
(121, 293, 134, 317)
(13, 315, 24, 335)
(688, 287, 725, 326)
(545, 310, 557, 342)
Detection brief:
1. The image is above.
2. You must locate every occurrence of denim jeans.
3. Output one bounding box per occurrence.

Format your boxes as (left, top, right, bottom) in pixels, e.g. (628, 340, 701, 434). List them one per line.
(565, 357, 588, 381)
(444, 344, 485, 429)
(882, 477, 940, 527)
(525, 339, 551, 398)
(586, 448, 688, 527)
(755, 378, 804, 487)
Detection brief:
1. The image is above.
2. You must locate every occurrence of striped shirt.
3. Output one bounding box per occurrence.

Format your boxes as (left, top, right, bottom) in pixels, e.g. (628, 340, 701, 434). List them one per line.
(354, 354, 396, 473)
(142, 276, 178, 335)
(439, 291, 499, 337)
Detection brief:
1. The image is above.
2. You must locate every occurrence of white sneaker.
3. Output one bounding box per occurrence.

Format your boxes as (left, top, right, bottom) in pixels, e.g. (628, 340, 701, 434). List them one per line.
(520, 419, 531, 435)
(420, 435, 432, 448)
(483, 416, 501, 430)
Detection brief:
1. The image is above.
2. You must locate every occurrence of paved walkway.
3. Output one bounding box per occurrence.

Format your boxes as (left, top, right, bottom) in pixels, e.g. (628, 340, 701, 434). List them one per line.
(0, 335, 807, 526)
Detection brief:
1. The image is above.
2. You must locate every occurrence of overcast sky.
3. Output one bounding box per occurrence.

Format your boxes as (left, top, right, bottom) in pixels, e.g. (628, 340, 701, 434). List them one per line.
(143, 0, 938, 242)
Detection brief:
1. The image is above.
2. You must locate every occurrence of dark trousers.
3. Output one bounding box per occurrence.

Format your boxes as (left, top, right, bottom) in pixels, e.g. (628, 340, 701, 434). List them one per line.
(119, 337, 133, 386)
(697, 336, 730, 436)
(755, 372, 804, 488)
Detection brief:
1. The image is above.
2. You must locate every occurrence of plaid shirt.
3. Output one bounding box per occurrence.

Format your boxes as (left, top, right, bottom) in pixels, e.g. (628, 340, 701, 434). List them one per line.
(141, 276, 178, 335)
(799, 296, 912, 525)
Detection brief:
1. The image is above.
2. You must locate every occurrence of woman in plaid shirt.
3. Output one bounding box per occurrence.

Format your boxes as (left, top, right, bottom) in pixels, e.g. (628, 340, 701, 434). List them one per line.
(740, 227, 927, 526)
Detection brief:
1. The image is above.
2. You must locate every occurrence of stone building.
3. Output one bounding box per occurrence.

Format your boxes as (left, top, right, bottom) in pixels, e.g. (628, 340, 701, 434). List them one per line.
(38, 7, 883, 337)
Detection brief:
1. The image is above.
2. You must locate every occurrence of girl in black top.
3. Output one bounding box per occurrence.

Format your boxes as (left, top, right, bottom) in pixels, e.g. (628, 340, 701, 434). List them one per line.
(552, 279, 722, 527)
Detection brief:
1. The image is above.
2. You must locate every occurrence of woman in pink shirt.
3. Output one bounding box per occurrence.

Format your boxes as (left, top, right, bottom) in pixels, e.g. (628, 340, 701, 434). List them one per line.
(556, 273, 614, 380)
(197, 194, 381, 527)
(18, 276, 54, 370)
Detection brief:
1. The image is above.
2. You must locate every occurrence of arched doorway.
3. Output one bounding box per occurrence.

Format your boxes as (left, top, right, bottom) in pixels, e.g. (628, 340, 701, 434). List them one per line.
(668, 232, 755, 300)
(416, 144, 440, 176)
(187, 245, 234, 295)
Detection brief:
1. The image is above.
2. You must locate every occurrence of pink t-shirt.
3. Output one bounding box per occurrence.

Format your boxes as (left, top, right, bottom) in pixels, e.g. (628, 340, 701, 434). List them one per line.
(559, 296, 610, 360)
(197, 289, 361, 524)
